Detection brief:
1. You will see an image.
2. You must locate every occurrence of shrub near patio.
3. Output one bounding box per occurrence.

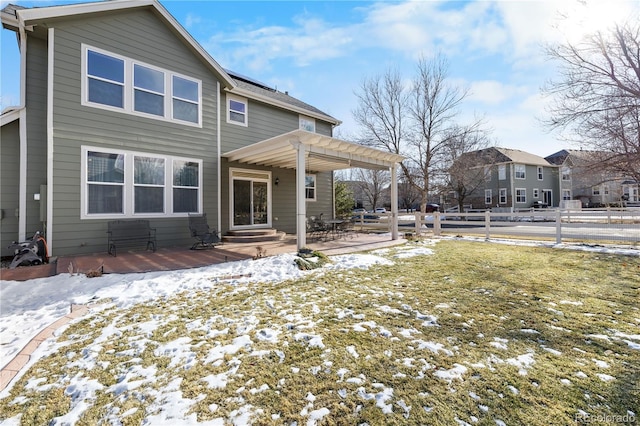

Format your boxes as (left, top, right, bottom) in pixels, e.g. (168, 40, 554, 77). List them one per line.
(0, 240, 638, 425)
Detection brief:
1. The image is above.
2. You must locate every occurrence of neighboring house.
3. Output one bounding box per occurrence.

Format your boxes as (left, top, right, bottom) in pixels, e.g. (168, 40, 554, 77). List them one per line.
(545, 149, 637, 207)
(1, 0, 404, 257)
(453, 147, 559, 210)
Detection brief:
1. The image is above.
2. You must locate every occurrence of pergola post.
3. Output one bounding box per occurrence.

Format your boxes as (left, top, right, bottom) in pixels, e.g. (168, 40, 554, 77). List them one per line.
(295, 142, 307, 250)
(390, 163, 399, 240)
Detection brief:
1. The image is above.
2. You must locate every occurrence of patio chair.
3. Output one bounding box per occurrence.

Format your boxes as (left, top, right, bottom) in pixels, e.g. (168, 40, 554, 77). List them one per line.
(188, 213, 221, 250)
(307, 215, 330, 241)
(336, 218, 356, 239)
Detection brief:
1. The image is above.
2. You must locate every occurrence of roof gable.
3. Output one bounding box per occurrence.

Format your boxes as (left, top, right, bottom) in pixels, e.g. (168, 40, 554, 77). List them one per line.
(6, 0, 236, 89)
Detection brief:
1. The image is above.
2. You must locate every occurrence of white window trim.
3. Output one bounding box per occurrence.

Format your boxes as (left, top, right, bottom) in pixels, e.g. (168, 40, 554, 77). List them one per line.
(299, 115, 316, 132)
(498, 164, 506, 181)
(533, 188, 539, 198)
(515, 164, 526, 180)
(537, 166, 543, 181)
(499, 188, 507, 204)
(561, 166, 571, 181)
(515, 188, 527, 204)
(306, 174, 317, 201)
(81, 146, 202, 219)
(484, 189, 492, 204)
(484, 166, 491, 182)
(227, 94, 248, 127)
(562, 189, 572, 200)
(81, 44, 202, 127)
(592, 186, 601, 196)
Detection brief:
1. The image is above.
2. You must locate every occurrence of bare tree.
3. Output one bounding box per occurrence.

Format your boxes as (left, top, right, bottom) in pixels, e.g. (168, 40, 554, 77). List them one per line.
(353, 53, 487, 213)
(544, 20, 640, 183)
(444, 126, 496, 212)
(354, 168, 390, 211)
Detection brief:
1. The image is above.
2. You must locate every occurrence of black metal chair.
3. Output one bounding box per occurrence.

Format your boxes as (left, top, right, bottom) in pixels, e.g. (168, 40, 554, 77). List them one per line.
(188, 213, 221, 250)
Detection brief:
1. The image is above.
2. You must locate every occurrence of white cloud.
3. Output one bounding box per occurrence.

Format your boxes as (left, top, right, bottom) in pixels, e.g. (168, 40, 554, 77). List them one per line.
(468, 80, 529, 105)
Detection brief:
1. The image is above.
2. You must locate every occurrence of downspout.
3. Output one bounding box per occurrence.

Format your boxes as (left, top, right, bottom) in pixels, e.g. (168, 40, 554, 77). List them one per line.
(46, 27, 54, 252)
(17, 19, 27, 241)
(216, 81, 221, 234)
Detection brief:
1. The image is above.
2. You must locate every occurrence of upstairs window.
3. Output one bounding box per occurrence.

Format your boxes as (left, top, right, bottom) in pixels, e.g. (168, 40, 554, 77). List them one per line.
(227, 95, 248, 126)
(83, 45, 201, 126)
(498, 165, 506, 180)
(134, 64, 165, 117)
(87, 50, 124, 108)
(537, 166, 543, 180)
(299, 116, 316, 132)
(173, 76, 199, 123)
(562, 166, 571, 181)
(484, 189, 492, 204)
(515, 164, 526, 179)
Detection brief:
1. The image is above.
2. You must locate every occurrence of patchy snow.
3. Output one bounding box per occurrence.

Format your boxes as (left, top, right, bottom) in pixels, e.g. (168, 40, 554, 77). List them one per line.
(1, 237, 637, 424)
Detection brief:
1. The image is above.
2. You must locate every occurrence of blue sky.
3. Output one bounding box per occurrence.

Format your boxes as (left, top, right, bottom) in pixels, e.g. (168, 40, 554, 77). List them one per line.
(1, 0, 638, 156)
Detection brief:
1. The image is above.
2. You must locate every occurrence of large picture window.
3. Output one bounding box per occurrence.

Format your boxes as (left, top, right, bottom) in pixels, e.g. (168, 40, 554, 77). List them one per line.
(515, 164, 526, 179)
(83, 147, 201, 219)
(83, 45, 201, 126)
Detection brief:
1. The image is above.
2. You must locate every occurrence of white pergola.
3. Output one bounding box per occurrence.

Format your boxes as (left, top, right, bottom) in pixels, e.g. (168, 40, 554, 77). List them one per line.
(223, 129, 406, 250)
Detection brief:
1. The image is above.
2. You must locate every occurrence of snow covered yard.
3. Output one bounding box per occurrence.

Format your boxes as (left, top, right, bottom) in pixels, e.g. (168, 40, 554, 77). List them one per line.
(0, 239, 638, 425)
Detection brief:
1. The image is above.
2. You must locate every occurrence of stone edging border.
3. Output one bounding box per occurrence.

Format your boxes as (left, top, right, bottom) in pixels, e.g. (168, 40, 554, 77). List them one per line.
(0, 304, 89, 392)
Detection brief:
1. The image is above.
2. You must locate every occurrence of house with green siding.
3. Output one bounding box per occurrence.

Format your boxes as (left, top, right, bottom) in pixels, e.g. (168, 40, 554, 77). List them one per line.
(1, 0, 404, 258)
(452, 147, 560, 210)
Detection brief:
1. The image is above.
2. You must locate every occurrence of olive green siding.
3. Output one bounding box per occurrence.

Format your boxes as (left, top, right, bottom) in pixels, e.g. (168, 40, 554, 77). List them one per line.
(469, 163, 559, 208)
(48, 9, 220, 255)
(1, 120, 20, 257)
(25, 37, 49, 241)
(219, 91, 335, 234)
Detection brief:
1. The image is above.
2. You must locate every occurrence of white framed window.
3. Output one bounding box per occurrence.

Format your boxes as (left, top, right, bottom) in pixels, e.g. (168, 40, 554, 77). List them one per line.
(533, 188, 539, 198)
(134, 155, 165, 213)
(82, 45, 202, 126)
(484, 166, 491, 181)
(515, 188, 526, 204)
(484, 189, 492, 204)
(499, 188, 507, 204)
(498, 165, 506, 180)
(82, 146, 202, 219)
(173, 160, 200, 213)
(299, 116, 316, 132)
(537, 166, 543, 180)
(561, 166, 571, 181)
(515, 164, 526, 179)
(592, 186, 601, 196)
(305, 174, 316, 201)
(603, 185, 609, 195)
(562, 189, 572, 200)
(227, 94, 248, 126)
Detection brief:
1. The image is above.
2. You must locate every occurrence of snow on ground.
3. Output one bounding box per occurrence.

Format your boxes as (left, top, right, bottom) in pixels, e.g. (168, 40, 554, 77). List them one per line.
(0, 237, 637, 424)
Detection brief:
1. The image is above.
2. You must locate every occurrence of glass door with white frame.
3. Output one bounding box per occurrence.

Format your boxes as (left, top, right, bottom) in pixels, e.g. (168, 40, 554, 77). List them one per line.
(231, 169, 271, 228)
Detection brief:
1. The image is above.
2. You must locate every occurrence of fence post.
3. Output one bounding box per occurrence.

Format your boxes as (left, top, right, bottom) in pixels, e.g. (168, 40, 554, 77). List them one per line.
(415, 212, 421, 236)
(485, 210, 491, 240)
(434, 212, 441, 236)
(555, 209, 562, 244)
(607, 206, 611, 224)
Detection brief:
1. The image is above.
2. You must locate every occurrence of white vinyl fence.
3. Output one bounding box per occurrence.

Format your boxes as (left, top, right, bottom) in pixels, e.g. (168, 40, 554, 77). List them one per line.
(355, 209, 640, 244)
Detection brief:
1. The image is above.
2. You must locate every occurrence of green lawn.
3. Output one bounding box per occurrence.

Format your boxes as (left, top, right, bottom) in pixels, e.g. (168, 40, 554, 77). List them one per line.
(1, 239, 639, 425)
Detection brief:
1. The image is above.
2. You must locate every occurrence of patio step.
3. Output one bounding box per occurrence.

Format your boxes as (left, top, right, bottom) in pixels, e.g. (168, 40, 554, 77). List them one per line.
(222, 229, 287, 243)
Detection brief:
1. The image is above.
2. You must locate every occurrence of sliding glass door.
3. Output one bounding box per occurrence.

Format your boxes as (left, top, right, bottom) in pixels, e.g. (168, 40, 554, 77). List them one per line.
(231, 169, 271, 228)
